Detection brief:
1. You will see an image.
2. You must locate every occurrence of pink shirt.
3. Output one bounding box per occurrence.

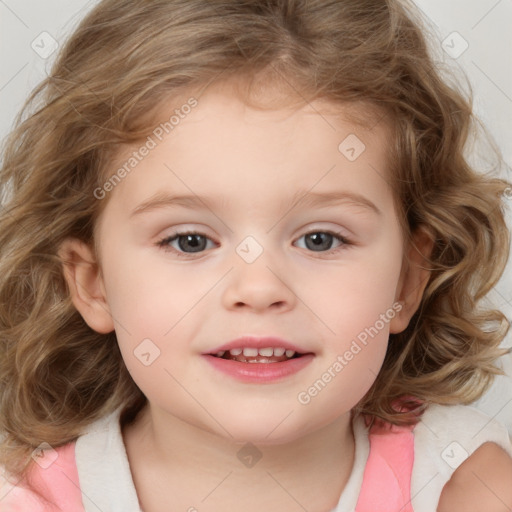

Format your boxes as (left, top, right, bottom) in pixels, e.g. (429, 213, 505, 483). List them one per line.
(1, 404, 511, 511)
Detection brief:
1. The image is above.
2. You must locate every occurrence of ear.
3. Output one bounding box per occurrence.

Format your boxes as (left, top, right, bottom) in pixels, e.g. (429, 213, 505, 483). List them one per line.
(58, 238, 115, 334)
(390, 226, 434, 334)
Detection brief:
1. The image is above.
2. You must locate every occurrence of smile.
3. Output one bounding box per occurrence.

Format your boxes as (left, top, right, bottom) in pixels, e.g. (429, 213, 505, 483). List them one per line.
(214, 347, 300, 363)
(203, 354, 315, 382)
(203, 338, 315, 383)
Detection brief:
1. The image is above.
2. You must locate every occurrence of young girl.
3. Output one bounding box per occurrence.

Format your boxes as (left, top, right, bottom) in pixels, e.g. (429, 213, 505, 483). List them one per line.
(1, 0, 511, 510)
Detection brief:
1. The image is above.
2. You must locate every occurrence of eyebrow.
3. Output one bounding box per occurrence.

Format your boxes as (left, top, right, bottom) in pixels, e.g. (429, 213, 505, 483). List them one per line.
(130, 190, 382, 217)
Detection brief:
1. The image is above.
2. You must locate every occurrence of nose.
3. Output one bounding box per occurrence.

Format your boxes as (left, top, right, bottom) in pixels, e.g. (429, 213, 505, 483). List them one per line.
(221, 252, 297, 313)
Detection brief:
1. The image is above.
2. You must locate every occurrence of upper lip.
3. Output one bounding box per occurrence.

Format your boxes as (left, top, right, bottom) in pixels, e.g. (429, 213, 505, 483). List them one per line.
(205, 336, 311, 355)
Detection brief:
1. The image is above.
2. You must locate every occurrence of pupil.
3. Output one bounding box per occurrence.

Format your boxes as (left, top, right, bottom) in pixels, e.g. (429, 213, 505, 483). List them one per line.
(179, 234, 206, 253)
(306, 233, 332, 251)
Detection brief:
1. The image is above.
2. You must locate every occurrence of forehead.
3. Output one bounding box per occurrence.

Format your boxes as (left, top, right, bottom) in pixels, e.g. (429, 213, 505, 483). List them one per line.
(98, 84, 396, 221)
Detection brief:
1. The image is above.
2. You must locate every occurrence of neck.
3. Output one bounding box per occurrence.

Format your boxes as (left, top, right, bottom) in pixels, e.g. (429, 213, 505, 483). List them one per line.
(122, 403, 355, 512)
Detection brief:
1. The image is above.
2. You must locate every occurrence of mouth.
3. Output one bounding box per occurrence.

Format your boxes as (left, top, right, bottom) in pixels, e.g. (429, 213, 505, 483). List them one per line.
(203, 338, 315, 382)
(211, 346, 306, 364)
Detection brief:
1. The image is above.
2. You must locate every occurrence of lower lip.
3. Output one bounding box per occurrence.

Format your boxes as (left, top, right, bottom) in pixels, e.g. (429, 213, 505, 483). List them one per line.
(202, 354, 315, 383)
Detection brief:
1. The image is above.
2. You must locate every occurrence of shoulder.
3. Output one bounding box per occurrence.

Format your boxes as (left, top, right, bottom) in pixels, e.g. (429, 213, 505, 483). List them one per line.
(0, 441, 83, 511)
(1, 467, 51, 511)
(409, 403, 512, 512)
(0, 479, 47, 511)
(437, 441, 512, 512)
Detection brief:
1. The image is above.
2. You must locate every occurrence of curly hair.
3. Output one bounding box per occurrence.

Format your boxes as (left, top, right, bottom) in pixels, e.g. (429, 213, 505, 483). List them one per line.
(0, 0, 510, 491)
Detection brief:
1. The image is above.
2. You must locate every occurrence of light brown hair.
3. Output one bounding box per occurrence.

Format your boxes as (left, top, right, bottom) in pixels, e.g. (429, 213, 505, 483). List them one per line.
(0, 0, 510, 496)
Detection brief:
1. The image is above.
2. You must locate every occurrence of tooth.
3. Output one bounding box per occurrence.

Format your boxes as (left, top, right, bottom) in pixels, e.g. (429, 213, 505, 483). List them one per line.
(216, 350, 225, 357)
(243, 347, 258, 357)
(229, 348, 243, 356)
(285, 349, 295, 358)
(273, 347, 285, 357)
(258, 347, 274, 357)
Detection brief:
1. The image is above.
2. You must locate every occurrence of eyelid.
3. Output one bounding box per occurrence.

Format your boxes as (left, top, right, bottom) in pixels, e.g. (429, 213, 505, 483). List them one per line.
(293, 221, 354, 241)
(293, 229, 354, 253)
(156, 230, 219, 258)
(295, 226, 352, 241)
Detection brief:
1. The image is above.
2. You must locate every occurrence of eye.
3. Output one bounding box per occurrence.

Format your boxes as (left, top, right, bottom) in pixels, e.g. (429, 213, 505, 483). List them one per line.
(156, 231, 217, 257)
(156, 229, 353, 258)
(294, 231, 352, 253)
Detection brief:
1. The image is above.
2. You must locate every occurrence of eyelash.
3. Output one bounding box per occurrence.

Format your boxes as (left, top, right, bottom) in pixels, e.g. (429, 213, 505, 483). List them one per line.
(155, 230, 354, 259)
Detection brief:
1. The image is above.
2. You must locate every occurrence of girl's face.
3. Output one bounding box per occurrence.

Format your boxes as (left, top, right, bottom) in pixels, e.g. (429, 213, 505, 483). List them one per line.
(68, 85, 429, 444)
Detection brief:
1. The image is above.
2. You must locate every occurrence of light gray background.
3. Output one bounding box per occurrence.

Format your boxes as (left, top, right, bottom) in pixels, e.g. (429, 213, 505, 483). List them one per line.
(1, 1, 511, 432)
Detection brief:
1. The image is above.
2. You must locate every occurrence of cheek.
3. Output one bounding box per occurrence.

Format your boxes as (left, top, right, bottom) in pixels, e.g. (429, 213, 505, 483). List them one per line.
(100, 250, 215, 384)
(295, 267, 398, 418)
(101, 249, 212, 334)
(296, 250, 403, 347)
(292, 249, 402, 411)
(295, 334, 387, 429)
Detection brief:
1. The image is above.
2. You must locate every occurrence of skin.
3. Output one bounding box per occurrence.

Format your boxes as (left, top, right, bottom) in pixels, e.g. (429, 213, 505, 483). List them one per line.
(437, 442, 512, 511)
(59, 83, 511, 511)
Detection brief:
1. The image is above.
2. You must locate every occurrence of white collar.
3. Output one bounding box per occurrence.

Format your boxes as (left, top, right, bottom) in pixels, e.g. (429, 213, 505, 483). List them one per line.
(75, 408, 369, 512)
